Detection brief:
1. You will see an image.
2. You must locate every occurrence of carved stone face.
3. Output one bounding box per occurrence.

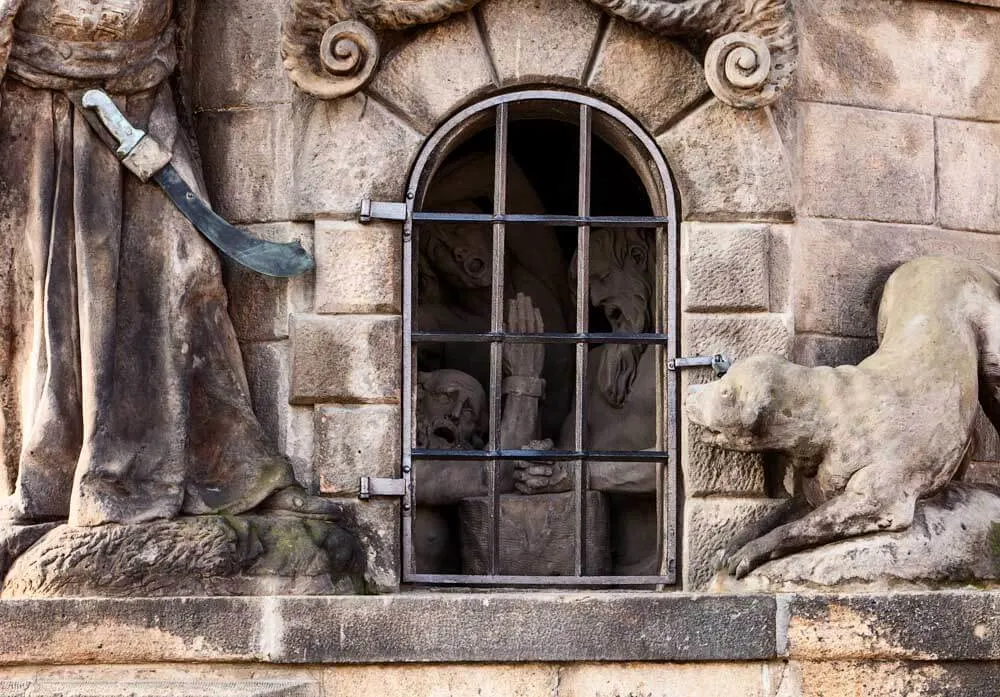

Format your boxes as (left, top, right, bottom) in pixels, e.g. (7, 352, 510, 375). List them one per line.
(574, 228, 654, 407)
(421, 220, 493, 290)
(416, 370, 487, 450)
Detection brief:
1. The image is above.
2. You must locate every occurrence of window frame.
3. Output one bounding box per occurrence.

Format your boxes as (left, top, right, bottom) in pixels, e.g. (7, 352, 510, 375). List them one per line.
(401, 89, 680, 587)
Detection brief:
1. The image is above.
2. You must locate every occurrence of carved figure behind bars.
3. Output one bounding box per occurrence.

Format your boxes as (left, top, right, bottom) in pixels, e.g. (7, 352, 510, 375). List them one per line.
(686, 256, 1000, 580)
(516, 227, 660, 575)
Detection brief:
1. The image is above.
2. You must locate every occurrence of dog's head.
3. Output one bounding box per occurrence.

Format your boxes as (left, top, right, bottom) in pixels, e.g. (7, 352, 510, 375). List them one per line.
(685, 355, 792, 452)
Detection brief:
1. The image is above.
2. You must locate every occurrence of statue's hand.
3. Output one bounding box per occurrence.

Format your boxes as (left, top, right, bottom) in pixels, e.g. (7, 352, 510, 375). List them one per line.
(503, 293, 545, 379)
(513, 440, 572, 494)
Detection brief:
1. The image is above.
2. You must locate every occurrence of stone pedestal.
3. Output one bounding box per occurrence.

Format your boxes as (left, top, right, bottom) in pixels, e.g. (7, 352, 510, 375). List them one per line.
(459, 492, 611, 575)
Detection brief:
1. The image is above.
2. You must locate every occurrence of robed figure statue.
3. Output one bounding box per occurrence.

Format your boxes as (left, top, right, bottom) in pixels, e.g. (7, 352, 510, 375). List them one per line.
(0, 0, 329, 527)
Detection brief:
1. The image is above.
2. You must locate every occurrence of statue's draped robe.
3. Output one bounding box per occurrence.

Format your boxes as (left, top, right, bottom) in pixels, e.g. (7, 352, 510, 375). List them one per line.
(0, 0, 294, 526)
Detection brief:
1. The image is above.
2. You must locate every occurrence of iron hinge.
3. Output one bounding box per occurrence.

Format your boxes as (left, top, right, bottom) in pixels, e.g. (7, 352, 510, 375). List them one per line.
(359, 198, 407, 223)
(359, 476, 406, 500)
(668, 354, 731, 377)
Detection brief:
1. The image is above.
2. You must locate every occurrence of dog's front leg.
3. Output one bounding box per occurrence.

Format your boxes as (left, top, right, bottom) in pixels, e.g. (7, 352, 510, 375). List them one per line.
(724, 487, 917, 579)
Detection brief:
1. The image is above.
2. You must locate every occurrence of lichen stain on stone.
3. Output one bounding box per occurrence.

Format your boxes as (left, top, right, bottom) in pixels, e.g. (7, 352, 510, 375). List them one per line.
(10, 619, 213, 665)
(796, 660, 941, 697)
(788, 603, 938, 662)
(801, 6, 897, 97)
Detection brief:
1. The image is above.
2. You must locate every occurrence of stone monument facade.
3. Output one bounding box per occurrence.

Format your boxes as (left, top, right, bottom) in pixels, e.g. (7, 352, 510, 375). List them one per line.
(0, 0, 999, 694)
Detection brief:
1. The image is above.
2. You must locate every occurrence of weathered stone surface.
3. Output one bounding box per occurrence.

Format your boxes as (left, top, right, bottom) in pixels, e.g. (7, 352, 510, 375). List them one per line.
(657, 100, 792, 222)
(559, 663, 766, 697)
(189, 0, 293, 110)
(289, 314, 401, 405)
(791, 219, 1000, 337)
(1, 516, 364, 598)
(937, 119, 1000, 234)
(279, 594, 777, 662)
(286, 407, 317, 492)
(683, 223, 770, 312)
(684, 498, 787, 591)
(793, 334, 877, 368)
(0, 679, 318, 697)
(768, 225, 791, 313)
(315, 404, 400, 496)
(0, 598, 268, 664)
(293, 94, 423, 218)
(787, 592, 1000, 661)
(588, 21, 708, 134)
(225, 223, 313, 342)
(798, 103, 935, 224)
(349, 500, 400, 593)
(368, 14, 495, 134)
(315, 220, 401, 315)
(791, 660, 1000, 697)
(241, 341, 290, 453)
(196, 105, 294, 224)
(480, 0, 602, 87)
(683, 313, 793, 360)
(323, 665, 557, 697)
(683, 419, 767, 498)
(965, 461, 1000, 488)
(972, 407, 1000, 462)
(717, 484, 1000, 592)
(797, 0, 1000, 120)
(0, 523, 58, 582)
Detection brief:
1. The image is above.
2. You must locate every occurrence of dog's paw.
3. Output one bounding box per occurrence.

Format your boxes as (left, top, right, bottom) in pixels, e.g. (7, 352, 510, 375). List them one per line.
(723, 538, 771, 579)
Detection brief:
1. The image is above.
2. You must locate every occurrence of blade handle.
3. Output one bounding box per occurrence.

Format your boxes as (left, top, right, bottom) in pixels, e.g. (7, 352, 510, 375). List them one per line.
(81, 89, 145, 157)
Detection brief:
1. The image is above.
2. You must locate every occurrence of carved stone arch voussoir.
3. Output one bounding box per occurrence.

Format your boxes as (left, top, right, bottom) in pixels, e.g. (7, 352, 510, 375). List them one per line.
(282, 0, 796, 109)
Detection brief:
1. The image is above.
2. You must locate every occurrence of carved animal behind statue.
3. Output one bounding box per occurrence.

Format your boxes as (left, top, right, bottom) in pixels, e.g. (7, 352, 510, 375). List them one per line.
(687, 256, 1000, 580)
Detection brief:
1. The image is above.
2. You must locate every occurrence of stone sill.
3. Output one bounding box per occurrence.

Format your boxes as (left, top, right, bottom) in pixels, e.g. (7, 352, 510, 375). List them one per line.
(1, 591, 998, 665)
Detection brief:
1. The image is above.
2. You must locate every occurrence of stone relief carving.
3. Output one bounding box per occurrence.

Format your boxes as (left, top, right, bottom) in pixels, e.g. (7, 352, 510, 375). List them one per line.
(687, 256, 1000, 589)
(0, 0, 362, 596)
(282, 0, 796, 109)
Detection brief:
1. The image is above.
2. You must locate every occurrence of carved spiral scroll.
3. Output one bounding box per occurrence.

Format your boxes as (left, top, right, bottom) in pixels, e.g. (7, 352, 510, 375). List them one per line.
(319, 20, 380, 87)
(284, 19, 379, 99)
(704, 32, 778, 109)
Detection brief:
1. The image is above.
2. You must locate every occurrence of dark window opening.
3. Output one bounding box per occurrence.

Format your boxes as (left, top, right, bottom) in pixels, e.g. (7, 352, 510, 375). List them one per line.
(403, 91, 679, 586)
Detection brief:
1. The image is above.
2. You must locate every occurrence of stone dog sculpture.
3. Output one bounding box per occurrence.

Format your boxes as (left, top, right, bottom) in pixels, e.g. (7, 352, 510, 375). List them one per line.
(687, 256, 1000, 580)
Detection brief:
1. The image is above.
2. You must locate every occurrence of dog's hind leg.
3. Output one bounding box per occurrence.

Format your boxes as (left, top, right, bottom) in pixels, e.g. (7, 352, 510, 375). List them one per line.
(723, 470, 918, 578)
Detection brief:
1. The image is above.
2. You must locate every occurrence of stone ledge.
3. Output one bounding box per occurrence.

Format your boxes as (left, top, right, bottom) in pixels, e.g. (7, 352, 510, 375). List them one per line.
(2, 592, 1000, 665)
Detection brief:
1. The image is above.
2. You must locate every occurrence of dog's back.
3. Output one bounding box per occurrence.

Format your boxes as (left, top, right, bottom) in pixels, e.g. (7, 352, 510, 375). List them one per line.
(879, 257, 1000, 443)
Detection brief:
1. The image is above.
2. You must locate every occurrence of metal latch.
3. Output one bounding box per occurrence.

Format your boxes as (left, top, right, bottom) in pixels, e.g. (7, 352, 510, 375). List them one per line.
(668, 354, 731, 377)
(359, 476, 406, 500)
(359, 198, 407, 223)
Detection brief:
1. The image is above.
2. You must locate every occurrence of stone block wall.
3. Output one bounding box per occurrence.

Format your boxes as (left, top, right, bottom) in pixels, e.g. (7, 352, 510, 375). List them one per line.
(791, 0, 1000, 482)
(2, 1, 999, 696)
(187, 0, 1000, 594)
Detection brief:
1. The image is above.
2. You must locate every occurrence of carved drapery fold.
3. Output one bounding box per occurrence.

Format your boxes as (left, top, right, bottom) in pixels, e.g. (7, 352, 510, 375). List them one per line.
(282, 0, 796, 109)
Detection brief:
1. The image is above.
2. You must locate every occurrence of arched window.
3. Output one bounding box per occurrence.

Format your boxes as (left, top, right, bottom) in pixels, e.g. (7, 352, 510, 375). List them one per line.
(364, 89, 679, 586)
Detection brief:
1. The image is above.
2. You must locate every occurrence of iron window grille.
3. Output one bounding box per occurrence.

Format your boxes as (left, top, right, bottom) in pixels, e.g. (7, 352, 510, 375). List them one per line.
(392, 89, 680, 586)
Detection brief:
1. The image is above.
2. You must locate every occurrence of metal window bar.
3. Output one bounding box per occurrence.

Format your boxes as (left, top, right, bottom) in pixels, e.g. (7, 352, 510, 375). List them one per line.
(410, 213, 671, 226)
(398, 90, 679, 587)
(488, 103, 509, 576)
(574, 104, 591, 576)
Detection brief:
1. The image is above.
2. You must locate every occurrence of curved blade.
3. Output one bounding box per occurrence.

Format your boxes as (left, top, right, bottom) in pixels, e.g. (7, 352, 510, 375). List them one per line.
(153, 166, 314, 278)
